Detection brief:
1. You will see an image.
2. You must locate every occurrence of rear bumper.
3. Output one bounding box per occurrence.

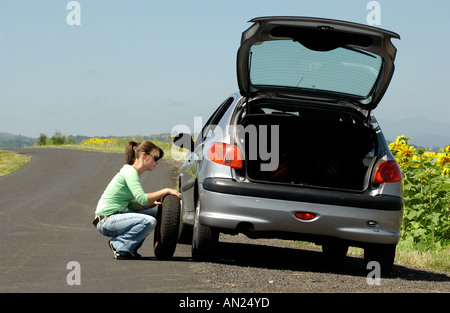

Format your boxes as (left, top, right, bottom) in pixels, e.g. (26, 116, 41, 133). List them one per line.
(199, 178, 403, 245)
(203, 178, 403, 211)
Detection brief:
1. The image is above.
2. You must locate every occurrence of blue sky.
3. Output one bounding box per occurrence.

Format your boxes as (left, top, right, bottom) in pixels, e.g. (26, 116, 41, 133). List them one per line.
(1, 0, 449, 138)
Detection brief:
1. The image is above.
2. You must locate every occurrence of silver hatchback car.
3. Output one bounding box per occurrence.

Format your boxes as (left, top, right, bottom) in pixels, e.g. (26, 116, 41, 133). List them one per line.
(173, 16, 402, 274)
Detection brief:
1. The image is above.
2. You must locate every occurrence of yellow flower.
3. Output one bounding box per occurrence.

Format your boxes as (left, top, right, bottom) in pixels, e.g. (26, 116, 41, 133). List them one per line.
(389, 135, 414, 156)
(389, 140, 405, 150)
(445, 146, 450, 153)
(423, 151, 436, 159)
(395, 135, 409, 144)
(397, 145, 415, 158)
(442, 167, 450, 177)
(436, 153, 450, 168)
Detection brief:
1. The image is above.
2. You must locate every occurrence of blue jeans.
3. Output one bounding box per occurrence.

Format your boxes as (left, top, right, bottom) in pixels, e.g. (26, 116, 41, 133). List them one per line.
(97, 208, 157, 255)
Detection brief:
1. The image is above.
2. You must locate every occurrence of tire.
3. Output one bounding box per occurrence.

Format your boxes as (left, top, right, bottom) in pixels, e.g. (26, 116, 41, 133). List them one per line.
(191, 199, 219, 261)
(153, 194, 181, 260)
(364, 244, 396, 276)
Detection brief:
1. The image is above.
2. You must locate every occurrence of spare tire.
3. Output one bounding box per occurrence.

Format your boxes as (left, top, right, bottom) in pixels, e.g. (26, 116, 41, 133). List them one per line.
(153, 194, 181, 260)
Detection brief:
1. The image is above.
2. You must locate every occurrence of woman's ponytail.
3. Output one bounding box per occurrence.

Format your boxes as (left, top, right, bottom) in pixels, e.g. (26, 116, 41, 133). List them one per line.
(125, 141, 138, 165)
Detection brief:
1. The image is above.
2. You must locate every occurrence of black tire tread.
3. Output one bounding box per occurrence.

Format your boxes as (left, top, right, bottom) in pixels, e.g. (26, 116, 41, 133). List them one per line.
(153, 194, 180, 260)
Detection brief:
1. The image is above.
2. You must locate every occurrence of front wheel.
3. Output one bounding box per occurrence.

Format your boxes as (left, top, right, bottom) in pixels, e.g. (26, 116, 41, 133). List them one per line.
(191, 200, 218, 261)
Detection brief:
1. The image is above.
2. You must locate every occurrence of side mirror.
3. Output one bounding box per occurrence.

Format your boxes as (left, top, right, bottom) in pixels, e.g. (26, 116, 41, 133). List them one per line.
(173, 133, 194, 152)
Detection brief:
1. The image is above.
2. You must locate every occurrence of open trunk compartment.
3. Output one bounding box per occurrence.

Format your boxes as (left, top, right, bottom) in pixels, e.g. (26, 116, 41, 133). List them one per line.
(236, 103, 377, 191)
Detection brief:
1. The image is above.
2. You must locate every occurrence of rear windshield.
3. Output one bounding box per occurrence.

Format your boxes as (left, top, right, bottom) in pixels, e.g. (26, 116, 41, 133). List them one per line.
(249, 40, 383, 98)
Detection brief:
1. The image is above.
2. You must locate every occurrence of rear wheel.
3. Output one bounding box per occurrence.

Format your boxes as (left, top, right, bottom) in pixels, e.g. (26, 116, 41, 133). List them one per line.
(153, 194, 181, 260)
(322, 242, 349, 260)
(364, 244, 396, 276)
(191, 200, 219, 261)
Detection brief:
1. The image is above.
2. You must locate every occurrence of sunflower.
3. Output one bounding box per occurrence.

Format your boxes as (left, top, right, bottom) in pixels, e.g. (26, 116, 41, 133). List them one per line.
(436, 153, 450, 168)
(389, 142, 406, 156)
(397, 145, 416, 158)
(389, 140, 405, 150)
(389, 135, 414, 156)
(423, 151, 437, 159)
(442, 167, 450, 177)
(395, 135, 410, 144)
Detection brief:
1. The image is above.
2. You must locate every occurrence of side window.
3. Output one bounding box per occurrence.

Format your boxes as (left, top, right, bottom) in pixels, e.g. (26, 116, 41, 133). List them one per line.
(198, 97, 234, 143)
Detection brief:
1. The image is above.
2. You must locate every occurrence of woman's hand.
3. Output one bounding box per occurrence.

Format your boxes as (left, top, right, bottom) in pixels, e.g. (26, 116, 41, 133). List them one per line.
(146, 188, 181, 206)
(153, 189, 180, 207)
(165, 188, 181, 199)
(154, 189, 180, 207)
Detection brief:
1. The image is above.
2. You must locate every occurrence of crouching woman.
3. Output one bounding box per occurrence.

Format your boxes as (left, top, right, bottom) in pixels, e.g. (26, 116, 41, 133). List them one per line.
(94, 140, 181, 259)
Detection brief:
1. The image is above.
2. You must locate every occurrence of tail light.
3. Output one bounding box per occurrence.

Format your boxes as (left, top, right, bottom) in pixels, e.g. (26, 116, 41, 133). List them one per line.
(373, 161, 402, 184)
(207, 142, 243, 169)
(295, 212, 316, 221)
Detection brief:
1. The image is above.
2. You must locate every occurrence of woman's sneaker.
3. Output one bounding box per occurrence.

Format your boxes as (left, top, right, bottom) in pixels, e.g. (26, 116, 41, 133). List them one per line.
(108, 240, 118, 259)
(108, 240, 141, 259)
(115, 251, 142, 260)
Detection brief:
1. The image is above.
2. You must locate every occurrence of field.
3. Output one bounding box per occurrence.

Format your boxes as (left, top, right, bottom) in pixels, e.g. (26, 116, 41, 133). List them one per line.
(388, 135, 449, 270)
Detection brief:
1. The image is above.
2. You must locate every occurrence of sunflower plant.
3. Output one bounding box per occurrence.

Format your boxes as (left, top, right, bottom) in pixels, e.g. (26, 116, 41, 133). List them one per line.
(389, 136, 450, 248)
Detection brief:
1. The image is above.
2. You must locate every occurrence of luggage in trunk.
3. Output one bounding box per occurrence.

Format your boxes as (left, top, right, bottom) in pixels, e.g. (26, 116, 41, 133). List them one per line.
(238, 109, 376, 191)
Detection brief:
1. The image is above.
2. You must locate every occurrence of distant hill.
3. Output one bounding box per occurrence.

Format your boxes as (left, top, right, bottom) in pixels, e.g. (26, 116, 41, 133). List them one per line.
(0, 132, 37, 148)
(377, 117, 450, 149)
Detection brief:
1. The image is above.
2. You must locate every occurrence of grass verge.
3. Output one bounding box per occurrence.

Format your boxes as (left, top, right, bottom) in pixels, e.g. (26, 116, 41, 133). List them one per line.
(395, 239, 450, 272)
(348, 240, 449, 272)
(0, 150, 31, 176)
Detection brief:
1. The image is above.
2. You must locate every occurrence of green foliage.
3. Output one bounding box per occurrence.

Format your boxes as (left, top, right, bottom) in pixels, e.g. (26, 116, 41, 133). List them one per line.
(390, 136, 450, 248)
(50, 130, 66, 145)
(39, 133, 47, 146)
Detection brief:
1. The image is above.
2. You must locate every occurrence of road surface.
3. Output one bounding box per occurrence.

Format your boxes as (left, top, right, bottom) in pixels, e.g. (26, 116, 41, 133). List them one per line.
(0, 148, 200, 293)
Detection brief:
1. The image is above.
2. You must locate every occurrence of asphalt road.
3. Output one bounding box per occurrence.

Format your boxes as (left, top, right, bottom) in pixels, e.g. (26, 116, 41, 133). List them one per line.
(0, 148, 201, 293)
(0, 148, 449, 296)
